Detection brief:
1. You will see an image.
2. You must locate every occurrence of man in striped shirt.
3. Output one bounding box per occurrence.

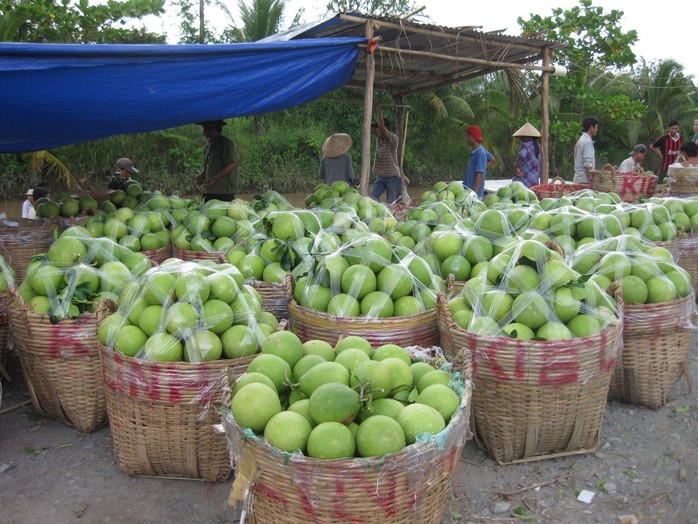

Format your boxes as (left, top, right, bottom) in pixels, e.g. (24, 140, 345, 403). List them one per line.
(651, 120, 683, 182)
(370, 103, 402, 203)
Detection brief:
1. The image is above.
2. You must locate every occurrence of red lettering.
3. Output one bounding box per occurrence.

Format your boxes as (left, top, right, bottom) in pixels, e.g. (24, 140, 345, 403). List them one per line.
(474, 342, 527, 381)
(539, 346, 579, 385)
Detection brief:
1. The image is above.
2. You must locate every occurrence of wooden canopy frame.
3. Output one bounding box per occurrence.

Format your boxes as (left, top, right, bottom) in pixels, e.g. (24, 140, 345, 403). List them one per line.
(278, 12, 565, 192)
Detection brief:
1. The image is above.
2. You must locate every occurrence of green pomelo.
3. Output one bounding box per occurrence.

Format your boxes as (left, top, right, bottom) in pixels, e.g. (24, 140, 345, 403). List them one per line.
(139, 304, 164, 337)
(247, 353, 293, 393)
(201, 299, 234, 335)
(306, 422, 356, 459)
(264, 411, 312, 453)
(553, 287, 582, 323)
(536, 321, 574, 340)
(184, 330, 223, 362)
(298, 361, 351, 397)
(334, 348, 370, 373)
(356, 415, 406, 457)
(98, 313, 129, 347)
(175, 271, 210, 304)
(481, 289, 514, 323)
(143, 332, 183, 362)
(620, 275, 648, 305)
(350, 360, 393, 399)
(309, 382, 360, 425)
(326, 293, 361, 317)
(358, 398, 406, 422)
(360, 291, 394, 318)
(261, 330, 304, 368)
(501, 322, 535, 340)
(410, 362, 436, 386)
(114, 325, 147, 357)
(232, 372, 277, 397)
(293, 354, 327, 378)
(416, 384, 460, 422)
(396, 403, 446, 444)
(335, 335, 373, 357)
(143, 272, 176, 306)
(371, 344, 411, 365)
(512, 291, 550, 330)
(287, 399, 314, 426)
(165, 301, 198, 335)
(566, 314, 602, 338)
(646, 276, 677, 303)
(221, 324, 259, 359)
(231, 382, 282, 433)
(417, 369, 452, 393)
(303, 339, 336, 361)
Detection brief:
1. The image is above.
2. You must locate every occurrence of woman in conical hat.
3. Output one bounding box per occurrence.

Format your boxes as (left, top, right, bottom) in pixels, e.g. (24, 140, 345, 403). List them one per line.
(318, 133, 355, 186)
(511, 122, 542, 188)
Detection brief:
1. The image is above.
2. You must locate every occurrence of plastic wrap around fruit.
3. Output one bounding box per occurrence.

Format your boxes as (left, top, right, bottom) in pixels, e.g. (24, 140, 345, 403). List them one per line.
(97, 258, 284, 364)
(446, 238, 621, 341)
(14, 227, 154, 323)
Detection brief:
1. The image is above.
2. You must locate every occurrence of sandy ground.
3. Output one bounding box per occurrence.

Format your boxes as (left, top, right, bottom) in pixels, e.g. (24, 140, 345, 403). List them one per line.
(1, 337, 697, 524)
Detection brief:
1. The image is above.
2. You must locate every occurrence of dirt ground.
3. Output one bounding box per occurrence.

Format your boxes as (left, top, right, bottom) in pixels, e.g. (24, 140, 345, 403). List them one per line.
(1, 337, 697, 524)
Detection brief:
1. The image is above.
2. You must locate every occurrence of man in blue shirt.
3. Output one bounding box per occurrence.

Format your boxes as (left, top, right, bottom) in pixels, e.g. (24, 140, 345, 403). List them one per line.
(463, 125, 489, 198)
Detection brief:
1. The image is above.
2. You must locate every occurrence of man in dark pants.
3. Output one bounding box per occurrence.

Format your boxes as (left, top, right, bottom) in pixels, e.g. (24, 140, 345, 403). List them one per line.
(194, 120, 238, 202)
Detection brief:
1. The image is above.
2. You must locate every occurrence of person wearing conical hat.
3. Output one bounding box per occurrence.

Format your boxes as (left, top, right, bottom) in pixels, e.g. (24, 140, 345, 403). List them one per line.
(511, 122, 542, 188)
(319, 133, 355, 186)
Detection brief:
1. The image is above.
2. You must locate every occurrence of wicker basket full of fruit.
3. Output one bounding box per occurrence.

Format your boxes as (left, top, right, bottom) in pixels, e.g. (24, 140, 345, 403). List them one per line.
(223, 342, 471, 524)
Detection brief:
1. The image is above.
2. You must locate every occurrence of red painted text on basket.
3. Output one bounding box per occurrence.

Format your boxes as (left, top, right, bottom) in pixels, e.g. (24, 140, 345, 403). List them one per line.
(621, 175, 655, 197)
(49, 324, 91, 358)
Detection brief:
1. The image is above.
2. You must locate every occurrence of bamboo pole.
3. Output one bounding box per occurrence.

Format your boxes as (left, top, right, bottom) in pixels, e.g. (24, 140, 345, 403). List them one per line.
(357, 43, 558, 74)
(541, 47, 551, 184)
(360, 23, 377, 197)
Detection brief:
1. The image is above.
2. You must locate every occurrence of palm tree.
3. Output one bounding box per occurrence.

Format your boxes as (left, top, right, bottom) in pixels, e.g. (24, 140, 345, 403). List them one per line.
(634, 59, 697, 142)
(230, 0, 287, 42)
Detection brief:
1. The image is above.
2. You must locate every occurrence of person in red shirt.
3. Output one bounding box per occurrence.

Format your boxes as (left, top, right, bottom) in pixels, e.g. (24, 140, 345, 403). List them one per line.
(651, 120, 683, 181)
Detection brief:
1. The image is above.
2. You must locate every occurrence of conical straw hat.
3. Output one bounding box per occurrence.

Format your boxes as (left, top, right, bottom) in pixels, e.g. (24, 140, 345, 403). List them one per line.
(322, 133, 352, 158)
(512, 122, 541, 138)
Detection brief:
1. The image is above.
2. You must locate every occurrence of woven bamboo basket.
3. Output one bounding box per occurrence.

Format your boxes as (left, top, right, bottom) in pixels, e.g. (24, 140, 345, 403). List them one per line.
(608, 291, 695, 408)
(8, 293, 107, 433)
(531, 177, 589, 200)
(285, 277, 440, 347)
(677, 233, 698, 297)
(0, 229, 55, 282)
(438, 288, 623, 464)
(96, 301, 253, 481)
(590, 164, 657, 203)
(668, 164, 698, 197)
(435, 293, 472, 376)
(171, 246, 225, 263)
(0, 292, 10, 371)
(141, 244, 172, 265)
(247, 279, 288, 320)
(222, 354, 472, 524)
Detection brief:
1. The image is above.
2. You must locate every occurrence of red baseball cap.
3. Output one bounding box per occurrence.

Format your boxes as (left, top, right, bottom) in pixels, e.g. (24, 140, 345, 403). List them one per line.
(465, 125, 483, 143)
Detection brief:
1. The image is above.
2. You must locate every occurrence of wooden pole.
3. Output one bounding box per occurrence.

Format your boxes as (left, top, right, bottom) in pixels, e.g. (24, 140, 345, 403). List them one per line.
(395, 94, 405, 170)
(541, 47, 551, 184)
(360, 23, 376, 196)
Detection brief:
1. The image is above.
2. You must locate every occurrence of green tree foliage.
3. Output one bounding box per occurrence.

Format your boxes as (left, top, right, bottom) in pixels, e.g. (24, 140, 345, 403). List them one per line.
(324, 0, 415, 16)
(0, 0, 167, 43)
(230, 0, 286, 42)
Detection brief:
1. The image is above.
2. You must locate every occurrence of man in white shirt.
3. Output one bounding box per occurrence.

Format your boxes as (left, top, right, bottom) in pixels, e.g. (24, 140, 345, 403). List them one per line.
(21, 189, 35, 219)
(619, 144, 647, 173)
(573, 117, 599, 183)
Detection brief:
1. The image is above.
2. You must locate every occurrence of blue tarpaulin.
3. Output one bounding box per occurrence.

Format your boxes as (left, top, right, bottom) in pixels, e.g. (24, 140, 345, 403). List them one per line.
(0, 38, 363, 153)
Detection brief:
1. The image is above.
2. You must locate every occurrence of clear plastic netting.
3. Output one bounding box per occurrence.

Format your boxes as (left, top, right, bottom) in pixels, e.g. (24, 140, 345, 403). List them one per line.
(99, 258, 276, 364)
(292, 232, 444, 319)
(448, 238, 621, 340)
(569, 235, 693, 307)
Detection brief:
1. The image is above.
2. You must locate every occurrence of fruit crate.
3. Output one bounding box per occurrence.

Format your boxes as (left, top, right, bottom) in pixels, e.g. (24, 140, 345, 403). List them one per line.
(96, 300, 255, 481)
(609, 291, 696, 408)
(222, 349, 472, 524)
(677, 233, 698, 297)
(0, 227, 55, 283)
(246, 278, 288, 320)
(437, 290, 623, 464)
(285, 273, 439, 348)
(171, 246, 226, 263)
(668, 164, 698, 197)
(9, 292, 107, 433)
(589, 164, 657, 203)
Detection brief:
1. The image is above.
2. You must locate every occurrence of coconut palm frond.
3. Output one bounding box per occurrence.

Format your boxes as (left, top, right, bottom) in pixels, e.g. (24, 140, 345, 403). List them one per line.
(22, 151, 81, 191)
